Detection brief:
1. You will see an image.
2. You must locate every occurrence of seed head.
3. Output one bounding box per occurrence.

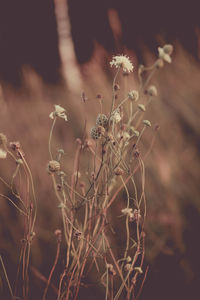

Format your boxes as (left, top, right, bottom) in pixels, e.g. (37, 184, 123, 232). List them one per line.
(147, 85, 157, 97)
(163, 44, 173, 55)
(47, 160, 61, 173)
(134, 267, 143, 274)
(128, 90, 139, 101)
(138, 104, 146, 112)
(143, 120, 151, 127)
(49, 105, 68, 121)
(158, 45, 173, 63)
(96, 114, 108, 128)
(90, 127, 101, 140)
(111, 110, 121, 123)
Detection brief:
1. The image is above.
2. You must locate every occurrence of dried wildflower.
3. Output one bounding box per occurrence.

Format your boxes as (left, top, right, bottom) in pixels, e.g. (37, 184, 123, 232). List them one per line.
(110, 55, 134, 73)
(96, 114, 108, 128)
(133, 130, 140, 137)
(125, 264, 133, 272)
(49, 105, 68, 121)
(158, 45, 173, 63)
(163, 44, 173, 55)
(132, 209, 142, 222)
(58, 203, 66, 209)
(106, 264, 116, 276)
(90, 127, 101, 140)
(128, 90, 139, 101)
(114, 167, 124, 176)
(123, 132, 130, 140)
(137, 104, 146, 112)
(47, 160, 60, 173)
(127, 256, 131, 263)
(0, 133, 7, 147)
(143, 120, 151, 127)
(111, 110, 121, 123)
(0, 149, 7, 159)
(16, 159, 23, 165)
(54, 229, 62, 243)
(147, 85, 157, 97)
(134, 267, 143, 274)
(122, 207, 133, 216)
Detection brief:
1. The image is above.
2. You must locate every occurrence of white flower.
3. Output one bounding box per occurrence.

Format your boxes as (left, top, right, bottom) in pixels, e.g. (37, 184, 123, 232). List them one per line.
(110, 55, 134, 73)
(111, 110, 121, 123)
(49, 105, 68, 121)
(121, 207, 133, 216)
(0, 148, 7, 159)
(158, 47, 172, 63)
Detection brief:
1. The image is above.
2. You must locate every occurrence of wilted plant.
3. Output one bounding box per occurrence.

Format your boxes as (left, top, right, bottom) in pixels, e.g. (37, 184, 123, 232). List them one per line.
(0, 44, 173, 300)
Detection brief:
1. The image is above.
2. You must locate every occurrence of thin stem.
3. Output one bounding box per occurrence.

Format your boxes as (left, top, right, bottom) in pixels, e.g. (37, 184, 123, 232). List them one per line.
(0, 255, 14, 300)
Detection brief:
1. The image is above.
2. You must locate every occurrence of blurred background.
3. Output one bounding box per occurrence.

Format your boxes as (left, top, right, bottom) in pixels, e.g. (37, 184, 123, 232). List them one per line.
(0, 0, 200, 299)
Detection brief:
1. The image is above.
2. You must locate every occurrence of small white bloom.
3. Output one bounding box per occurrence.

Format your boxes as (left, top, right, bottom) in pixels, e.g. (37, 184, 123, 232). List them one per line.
(111, 110, 121, 123)
(110, 55, 134, 73)
(128, 90, 139, 101)
(158, 47, 172, 63)
(49, 105, 68, 121)
(0, 148, 7, 159)
(121, 207, 133, 216)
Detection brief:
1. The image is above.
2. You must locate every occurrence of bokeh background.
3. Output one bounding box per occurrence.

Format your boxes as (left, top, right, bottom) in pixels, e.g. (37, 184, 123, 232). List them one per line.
(0, 0, 200, 299)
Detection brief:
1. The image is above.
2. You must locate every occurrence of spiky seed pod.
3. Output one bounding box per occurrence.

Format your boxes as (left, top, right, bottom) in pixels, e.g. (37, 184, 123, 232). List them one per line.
(47, 160, 61, 173)
(90, 127, 101, 140)
(96, 114, 108, 128)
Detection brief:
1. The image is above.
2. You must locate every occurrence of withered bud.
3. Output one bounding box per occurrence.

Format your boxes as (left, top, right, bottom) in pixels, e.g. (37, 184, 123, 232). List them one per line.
(57, 184, 62, 192)
(10, 141, 20, 151)
(114, 83, 120, 91)
(106, 264, 116, 276)
(54, 229, 62, 243)
(96, 94, 102, 99)
(76, 138, 82, 145)
(84, 139, 92, 148)
(114, 167, 124, 176)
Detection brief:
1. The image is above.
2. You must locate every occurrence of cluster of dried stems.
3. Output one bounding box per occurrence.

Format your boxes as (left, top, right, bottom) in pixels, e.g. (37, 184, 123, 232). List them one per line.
(0, 45, 173, 300)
